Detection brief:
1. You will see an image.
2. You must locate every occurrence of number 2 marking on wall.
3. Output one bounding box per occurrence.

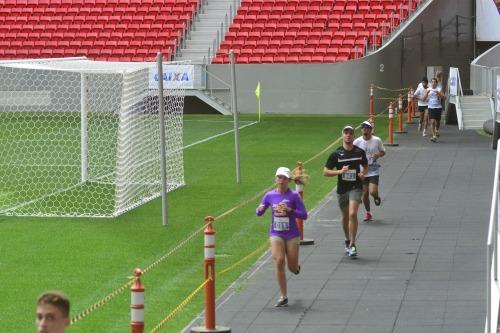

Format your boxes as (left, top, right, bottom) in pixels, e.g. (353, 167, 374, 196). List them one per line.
(379, 64, 385, 72)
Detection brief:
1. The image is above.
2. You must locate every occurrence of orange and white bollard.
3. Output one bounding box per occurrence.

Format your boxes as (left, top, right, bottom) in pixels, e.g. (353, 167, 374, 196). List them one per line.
(395, 94, 407, 134)
(369, 83, 374, 124)
(410, 86, 418, 118)
(131, 268, 144, 333)
(406, 88, 414, 124)
(190, 217, 231, 333)
(385, 102, 399, 146)
(294, 161, 314, 246)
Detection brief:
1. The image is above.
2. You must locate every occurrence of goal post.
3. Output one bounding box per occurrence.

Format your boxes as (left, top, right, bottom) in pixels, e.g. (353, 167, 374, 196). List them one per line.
(0, 58, 185, 218)
(81, 72, 88, 183)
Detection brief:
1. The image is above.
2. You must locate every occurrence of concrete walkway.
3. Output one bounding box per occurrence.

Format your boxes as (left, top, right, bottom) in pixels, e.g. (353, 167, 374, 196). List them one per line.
(185, 123, 495, 333)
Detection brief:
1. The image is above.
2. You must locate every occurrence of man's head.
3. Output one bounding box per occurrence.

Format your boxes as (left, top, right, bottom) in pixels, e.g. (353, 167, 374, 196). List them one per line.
(360, 121, 373, 138)
(36, 291, 70, 333)
(421, 77, 428, 87)
(431, 78, 438, 88)
(342, 125, 355, 144)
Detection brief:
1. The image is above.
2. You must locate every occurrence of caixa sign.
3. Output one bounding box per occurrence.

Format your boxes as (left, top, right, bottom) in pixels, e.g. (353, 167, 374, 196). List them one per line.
(149, 65, 194, 89)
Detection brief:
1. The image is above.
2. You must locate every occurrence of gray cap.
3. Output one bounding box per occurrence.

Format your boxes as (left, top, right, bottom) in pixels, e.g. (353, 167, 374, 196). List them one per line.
(342, 125, 354, 133)
(361, 120, 373, 128)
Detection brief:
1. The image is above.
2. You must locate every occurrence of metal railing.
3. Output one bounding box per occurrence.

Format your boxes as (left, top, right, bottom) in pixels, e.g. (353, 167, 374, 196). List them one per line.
(471, 64, 500, 97)
(486, 139, 500, 333)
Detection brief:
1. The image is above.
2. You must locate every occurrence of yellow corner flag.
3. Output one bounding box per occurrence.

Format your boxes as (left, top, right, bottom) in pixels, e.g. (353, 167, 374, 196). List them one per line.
(255, 81, 261, 122)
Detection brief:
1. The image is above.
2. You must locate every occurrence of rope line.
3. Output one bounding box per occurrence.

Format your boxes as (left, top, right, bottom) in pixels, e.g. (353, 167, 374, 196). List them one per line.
(219, 242, 269, 276)
(148, 278, 211, 333)
(373, 85, 408, 92)
(148, 241, 269, 332)
(70, 277, 135, 325)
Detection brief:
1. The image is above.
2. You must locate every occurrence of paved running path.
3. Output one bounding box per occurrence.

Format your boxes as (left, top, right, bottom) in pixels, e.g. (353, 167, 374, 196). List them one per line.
(184, 123, 495, 333)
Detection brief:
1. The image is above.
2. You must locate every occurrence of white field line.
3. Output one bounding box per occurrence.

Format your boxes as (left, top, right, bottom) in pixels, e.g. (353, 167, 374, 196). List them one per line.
(183, 120, 258, 149)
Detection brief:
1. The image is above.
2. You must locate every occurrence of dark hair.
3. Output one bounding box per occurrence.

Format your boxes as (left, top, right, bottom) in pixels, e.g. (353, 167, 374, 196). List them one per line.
(422, 76, 428, 84)
(37, 291, 70, 318)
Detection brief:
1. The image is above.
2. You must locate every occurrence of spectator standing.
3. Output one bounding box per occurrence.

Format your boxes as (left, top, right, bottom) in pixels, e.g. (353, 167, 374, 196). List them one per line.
(36, 291, 70, 333)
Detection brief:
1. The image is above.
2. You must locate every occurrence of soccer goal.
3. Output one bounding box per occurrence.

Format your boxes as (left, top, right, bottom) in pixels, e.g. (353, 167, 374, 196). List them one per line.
(0, 58, 185, 217)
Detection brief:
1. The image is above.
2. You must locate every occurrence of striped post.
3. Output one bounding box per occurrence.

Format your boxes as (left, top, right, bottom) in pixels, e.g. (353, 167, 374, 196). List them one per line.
(190, 217, 231, 333)
(386, 102, 399, 146)
(395, 94, 407, 134)
(410, 86, 418, 118)
(406, 88, 413, 124)
(204, 216, 216, 330)
(131, 268, 144, 333)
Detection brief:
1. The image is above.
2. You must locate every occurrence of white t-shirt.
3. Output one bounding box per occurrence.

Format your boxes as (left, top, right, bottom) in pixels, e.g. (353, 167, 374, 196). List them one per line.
(426, 86, 442, 109)
(353, 135, 385, 177)
(414, 82, 428, 107)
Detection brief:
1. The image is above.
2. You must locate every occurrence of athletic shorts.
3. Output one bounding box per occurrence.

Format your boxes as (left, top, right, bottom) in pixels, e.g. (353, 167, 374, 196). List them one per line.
(418, 105, 428, 113)
(337, 189, 362, 209)
(363, 175, 379, 185)
(270, 236, 300, 245)
(428, 108, 442, 121)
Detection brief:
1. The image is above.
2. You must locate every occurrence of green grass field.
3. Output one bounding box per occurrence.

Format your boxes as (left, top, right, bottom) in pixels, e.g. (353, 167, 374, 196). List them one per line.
(0, 113, 392, 332)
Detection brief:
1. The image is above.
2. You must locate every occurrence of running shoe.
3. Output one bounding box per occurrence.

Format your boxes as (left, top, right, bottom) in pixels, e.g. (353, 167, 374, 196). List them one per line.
(374, 196, 381, 206)
(294, 265, 301, 275)
(275, 296, 288, 307)
(418, 123, 421, 131)
(344, 240, 350, 254)
(430, 136, 437, 142)
(349, 245, 358, 257)
(422, 129, 427, 137)
(363, 212, 373, 221)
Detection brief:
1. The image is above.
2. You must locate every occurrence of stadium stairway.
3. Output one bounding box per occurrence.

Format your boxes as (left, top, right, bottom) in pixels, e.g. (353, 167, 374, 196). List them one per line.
(460, 95, 494, 130)
(183, 122, 494, 332)
(175, 0, 236, 63)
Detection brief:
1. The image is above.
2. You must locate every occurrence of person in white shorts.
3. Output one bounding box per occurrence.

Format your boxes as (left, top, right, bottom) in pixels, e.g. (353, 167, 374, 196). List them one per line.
(353, 121, 386, 222)
(414, 77, 429, 136)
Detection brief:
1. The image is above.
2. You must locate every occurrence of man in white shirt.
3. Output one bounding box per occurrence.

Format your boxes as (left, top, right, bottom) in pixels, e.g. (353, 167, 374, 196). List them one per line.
(353, 121, 386, 221)
(414, 77, 429, 136)
(423, 78, 447, 142)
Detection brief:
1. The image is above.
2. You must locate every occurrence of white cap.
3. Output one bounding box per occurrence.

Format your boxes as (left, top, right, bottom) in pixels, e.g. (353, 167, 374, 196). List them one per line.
(342, 125, 354, 133)
(275, 167, 291, 179)
(361, 120, 373, 128)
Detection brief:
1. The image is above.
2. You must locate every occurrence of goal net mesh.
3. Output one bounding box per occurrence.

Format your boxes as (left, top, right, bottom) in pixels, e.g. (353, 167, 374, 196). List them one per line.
(0, 58, 185, 217)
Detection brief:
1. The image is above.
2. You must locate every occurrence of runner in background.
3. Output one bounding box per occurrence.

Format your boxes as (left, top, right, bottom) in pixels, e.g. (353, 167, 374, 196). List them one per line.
(414, 77, 429, 136)
(353, 121, 386, 222)
(424, 78, 447, 143)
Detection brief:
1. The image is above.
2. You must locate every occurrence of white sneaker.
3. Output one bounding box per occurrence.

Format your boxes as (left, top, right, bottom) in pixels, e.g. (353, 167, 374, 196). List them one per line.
(418, 123, 421, 131)
(422, 129, 427, 137)
(349, 245, 358, 257)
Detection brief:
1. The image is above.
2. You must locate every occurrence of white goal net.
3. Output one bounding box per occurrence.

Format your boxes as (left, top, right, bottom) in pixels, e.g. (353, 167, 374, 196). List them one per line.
(0, 58, 185, 217)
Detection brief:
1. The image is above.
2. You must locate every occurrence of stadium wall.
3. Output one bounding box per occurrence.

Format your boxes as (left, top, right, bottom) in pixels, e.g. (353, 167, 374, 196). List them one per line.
(202, 0, 474, 115)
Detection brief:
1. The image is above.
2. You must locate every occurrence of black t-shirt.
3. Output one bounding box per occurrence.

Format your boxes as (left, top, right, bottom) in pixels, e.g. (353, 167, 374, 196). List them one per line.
(325, 145, 368, 194)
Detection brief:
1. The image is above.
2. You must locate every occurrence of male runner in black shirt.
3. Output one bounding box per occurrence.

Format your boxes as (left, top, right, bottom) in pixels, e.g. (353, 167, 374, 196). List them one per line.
(324, 125, 368, 257)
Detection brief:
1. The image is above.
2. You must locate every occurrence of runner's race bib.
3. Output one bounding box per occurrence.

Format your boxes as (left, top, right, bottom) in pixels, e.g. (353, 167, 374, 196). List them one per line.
(273, 216, 290, 231)
(342, 169, 357, 181)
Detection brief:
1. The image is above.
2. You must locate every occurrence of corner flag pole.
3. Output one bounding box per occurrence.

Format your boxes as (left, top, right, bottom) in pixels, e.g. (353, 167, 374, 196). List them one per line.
(255, 81, 261, 122)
